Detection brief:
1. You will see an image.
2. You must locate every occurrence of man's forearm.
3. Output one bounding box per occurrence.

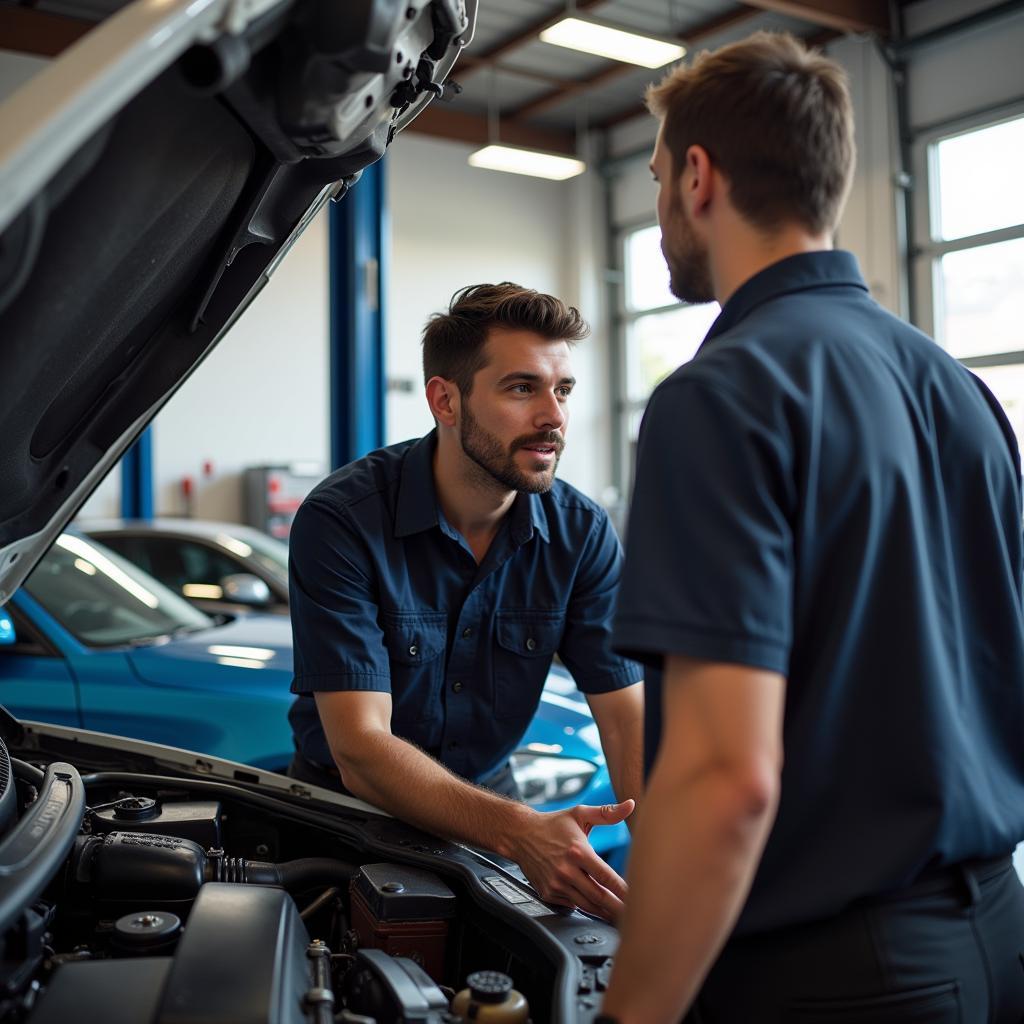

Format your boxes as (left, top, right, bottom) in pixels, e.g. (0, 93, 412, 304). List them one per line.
(600, 764, 778, 1023)
(333, 729, 532, 857)
(601, 722, 645, 817)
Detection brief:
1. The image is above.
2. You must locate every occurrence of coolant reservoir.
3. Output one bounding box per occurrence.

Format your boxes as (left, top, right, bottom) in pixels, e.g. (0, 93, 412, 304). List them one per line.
(451, 971, 529, 1022)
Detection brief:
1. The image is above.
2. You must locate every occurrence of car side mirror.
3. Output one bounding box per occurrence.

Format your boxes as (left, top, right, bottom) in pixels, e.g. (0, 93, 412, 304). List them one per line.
(0, 613, 16, 646)
(218, 574, 272, 608)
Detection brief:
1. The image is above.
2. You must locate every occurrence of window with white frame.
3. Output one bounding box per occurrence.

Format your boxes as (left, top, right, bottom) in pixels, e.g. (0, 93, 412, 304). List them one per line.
(621, 223, 720, 440)
(919, 113, 1024, 443)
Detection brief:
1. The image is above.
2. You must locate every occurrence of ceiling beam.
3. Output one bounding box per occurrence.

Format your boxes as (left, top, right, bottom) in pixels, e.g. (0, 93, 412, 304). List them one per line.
(403, 106, 576, 154)
(739, 0, 889, 34)
(0, 7, 94, 58)
(507, 6, 761, 123)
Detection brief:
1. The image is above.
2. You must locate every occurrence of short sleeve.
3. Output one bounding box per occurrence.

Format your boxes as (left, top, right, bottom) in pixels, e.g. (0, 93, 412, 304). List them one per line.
(614, 377, 795, 674)
(288, 499, 391, 695)
(558, 511, 645, 694)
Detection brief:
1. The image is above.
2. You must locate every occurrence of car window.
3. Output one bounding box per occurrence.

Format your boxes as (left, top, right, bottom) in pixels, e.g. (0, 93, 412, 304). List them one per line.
(102, 536, 246, 598)
(24, 535, 213, 647)
(178, 540, 247, 589)
(227, 531, 289, 588)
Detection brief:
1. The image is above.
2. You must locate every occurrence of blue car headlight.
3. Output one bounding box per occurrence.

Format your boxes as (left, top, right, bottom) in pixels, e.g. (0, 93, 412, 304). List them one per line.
(510, 752, 597, 806)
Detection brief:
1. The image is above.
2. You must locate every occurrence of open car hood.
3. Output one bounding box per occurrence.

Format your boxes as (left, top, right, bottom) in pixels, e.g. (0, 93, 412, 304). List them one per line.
(0, 0, 474, 601)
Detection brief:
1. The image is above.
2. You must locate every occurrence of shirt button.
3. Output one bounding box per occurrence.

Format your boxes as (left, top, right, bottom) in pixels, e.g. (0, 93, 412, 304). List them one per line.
(526, 637, 536, 651)
(452, 681, 463, 693)
(461, 627, 473, 639)
(408, 644, 418, 657)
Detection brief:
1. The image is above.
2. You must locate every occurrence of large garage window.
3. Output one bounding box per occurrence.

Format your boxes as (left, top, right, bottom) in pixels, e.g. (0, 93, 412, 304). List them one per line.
(915, 112, 1024, 443)
(621, 223, 719, 441)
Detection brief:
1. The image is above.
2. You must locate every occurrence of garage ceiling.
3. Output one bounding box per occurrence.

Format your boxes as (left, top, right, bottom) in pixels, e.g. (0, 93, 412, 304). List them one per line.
(0, 0, 904, 155)
(409, 0, 898, 154)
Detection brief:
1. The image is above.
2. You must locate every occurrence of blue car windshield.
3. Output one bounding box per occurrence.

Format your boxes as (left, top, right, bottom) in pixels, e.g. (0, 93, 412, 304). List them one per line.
(25, 535, 214, 647)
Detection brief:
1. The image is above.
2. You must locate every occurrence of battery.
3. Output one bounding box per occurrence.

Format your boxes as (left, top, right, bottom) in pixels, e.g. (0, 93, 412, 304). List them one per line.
(350, 863, 457, 981)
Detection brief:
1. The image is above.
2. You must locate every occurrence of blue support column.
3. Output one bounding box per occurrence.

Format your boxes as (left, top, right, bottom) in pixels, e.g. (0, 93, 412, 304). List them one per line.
(329, 158, 387, 470)
(120, 427, 154, 519)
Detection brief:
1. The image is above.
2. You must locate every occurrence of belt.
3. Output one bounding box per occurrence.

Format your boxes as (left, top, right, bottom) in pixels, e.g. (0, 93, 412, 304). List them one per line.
(860, 853, 1014, 908)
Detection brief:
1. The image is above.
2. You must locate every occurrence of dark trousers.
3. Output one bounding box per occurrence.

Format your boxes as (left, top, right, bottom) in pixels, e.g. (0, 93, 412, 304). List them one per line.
(689, 855, 1024, 1022)
(286, 750, 523, 801)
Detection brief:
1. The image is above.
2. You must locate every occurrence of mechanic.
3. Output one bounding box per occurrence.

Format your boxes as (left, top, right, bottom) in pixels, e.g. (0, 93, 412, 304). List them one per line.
(600, 31, 1024, 1023)
(286, 282, 644, 921)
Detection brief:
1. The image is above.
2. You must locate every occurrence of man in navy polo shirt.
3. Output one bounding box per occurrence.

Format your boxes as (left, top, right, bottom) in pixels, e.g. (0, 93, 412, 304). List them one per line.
(601, 32, 1024, 1023)
(287, 283, 644, 920)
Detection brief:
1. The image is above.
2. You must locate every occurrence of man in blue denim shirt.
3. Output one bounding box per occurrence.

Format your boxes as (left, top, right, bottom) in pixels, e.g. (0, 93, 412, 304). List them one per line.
(287, 283, 644, 919)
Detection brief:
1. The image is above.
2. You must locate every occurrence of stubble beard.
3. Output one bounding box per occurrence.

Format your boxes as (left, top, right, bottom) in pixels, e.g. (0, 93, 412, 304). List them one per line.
(664, 195, 715, 305)
(459, 401, 563, 495)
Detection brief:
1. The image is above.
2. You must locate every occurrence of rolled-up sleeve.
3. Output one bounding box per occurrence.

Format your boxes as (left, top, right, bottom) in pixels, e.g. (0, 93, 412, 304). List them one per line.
(614, 376, 795, 675)
(289, 499, 391, 695)
(558, 511, 645, 694)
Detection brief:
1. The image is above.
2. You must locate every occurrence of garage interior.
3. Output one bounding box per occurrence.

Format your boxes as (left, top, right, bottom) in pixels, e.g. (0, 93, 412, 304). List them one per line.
(1, 0, 1024, 1019)
(6, 0, 1020, 532)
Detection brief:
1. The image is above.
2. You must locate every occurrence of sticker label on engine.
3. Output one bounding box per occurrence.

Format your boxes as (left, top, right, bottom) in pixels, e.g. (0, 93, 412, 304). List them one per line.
(484, 876, 550, 917)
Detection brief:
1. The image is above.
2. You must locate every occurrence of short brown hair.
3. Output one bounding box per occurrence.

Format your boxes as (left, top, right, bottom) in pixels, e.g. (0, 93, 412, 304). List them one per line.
(422, 283, 589, 395)
(646, 31, 854, 234)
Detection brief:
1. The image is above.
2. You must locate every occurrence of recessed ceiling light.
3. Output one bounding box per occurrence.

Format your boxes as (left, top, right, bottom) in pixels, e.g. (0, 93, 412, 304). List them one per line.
(468, 144, 586, 181)
(539, 16, 686, 69)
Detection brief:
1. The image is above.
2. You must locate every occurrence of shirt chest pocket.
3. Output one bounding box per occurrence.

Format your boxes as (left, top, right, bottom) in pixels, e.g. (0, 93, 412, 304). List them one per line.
(493, 610, 566, 722)
(381, 612, 447, 725)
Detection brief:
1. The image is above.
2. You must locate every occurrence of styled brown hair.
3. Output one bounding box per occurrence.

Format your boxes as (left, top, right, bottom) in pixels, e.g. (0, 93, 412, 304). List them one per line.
(646, 31, 855, 235)
(422, 283, 589, 395)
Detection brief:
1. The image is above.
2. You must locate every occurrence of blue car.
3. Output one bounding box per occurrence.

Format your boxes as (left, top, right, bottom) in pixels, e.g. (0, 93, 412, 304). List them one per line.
(0, 532, 628, 864)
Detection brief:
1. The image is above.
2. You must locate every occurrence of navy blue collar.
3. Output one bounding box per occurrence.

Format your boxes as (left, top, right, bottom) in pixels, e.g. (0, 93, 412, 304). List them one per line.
(395, 430, 550, 544)
(704, 250, 868, 345)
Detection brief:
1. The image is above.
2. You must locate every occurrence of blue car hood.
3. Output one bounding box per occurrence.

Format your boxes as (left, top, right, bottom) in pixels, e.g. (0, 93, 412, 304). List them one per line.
(532, 691, 605, 764)
(126, 614, 294, 691)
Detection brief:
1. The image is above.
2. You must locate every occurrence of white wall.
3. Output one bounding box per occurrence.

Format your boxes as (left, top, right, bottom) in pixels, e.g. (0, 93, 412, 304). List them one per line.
(385, 132, 612, 501)
(80, 208, 331, 521)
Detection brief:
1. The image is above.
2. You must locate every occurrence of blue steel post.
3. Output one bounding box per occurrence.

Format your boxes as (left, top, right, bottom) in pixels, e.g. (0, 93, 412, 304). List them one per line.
(120, 428, 154, 518)
(329, 158, 387, 470)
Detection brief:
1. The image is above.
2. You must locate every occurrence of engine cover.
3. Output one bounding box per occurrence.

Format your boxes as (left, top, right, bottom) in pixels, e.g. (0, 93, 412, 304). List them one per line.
(156, 883, 313, 1024)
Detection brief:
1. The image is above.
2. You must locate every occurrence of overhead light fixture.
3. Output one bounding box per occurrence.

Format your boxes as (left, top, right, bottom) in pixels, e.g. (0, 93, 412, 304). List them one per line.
(468, 144, 586, 181)
(539, 16, 686, 69)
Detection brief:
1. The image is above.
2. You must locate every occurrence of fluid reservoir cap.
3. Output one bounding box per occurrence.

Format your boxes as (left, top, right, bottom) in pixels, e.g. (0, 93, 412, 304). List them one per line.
(112, 796, 159, 821)
(467, 971, 514, 1003)
(113, 911, 182, 947)
(381, 881, 405, 893)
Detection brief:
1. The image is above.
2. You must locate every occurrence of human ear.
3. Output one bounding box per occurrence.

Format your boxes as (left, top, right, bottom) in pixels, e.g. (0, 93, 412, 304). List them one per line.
(425, 376, 459, 427)
(683, 144, 714, 217)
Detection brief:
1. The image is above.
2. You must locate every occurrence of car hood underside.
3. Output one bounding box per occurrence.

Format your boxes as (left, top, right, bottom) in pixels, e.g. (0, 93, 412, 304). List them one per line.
(0, 0, 473, 600)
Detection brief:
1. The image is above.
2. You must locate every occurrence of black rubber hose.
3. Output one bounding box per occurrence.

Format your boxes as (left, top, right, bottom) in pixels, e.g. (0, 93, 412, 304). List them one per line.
(247, 857, 359, 890)
(206, 855, 358, 890)
(11, 758, 45, 787)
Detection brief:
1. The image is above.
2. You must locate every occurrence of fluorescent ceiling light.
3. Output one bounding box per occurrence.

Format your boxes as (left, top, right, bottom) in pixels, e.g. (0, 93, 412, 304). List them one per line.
(468, 144, 585, 181)
(539, 17, 685, 68)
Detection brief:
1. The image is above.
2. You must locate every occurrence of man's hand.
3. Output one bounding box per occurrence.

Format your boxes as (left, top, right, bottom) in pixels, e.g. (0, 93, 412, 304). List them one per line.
(315, 692, 633, 922)
(508, 800, 634, 921)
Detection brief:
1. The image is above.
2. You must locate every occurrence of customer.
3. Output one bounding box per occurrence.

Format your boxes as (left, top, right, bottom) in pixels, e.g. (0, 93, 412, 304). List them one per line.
(601, 32, 1024, 1022)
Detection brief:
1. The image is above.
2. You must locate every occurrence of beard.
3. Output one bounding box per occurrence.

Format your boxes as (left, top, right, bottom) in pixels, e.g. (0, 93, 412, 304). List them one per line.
(459, 402, 563, 495)
(663, 195, 714, 304)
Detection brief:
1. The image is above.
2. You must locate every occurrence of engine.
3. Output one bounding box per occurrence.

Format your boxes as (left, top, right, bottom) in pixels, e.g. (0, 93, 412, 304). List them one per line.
(0, 745, 571, 1024)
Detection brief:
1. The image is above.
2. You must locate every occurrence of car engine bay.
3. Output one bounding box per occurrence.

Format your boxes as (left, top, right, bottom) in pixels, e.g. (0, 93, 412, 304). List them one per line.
(0, 724, 618, 1023)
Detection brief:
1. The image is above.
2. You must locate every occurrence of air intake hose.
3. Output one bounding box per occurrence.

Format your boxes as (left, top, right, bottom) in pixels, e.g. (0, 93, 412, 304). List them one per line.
(73, 831, 357, 903)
